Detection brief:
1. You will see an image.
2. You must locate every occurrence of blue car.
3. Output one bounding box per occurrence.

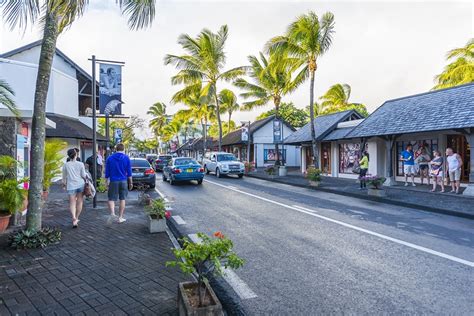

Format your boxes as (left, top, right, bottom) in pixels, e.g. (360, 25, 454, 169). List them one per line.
(162, 157, 205, 185)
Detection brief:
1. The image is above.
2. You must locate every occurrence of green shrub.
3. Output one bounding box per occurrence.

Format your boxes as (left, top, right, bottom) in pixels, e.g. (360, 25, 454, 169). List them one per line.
(96, 178, 108, 193)
(43, 140, 67, 191)
(9, 227, 61, 249)
(144, 198, 170, 219)
(306, 167, 321, 182)
(0, 156, 27, 215)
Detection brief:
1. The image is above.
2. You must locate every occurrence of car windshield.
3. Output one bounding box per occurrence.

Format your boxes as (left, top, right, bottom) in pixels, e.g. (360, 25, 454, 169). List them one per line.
(159, 156, 172, 160)
(217, 154, 237, 162)
(175, 158, 198, 166)
(131, 160, 151, 167)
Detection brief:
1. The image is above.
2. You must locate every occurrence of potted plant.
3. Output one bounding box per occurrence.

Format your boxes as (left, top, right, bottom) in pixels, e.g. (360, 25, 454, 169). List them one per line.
(0, 156, 28, 233)
(264, 165, 276, 178)
(144, 198, 171, 233)
(364, 175, 387, 197)
(306, 167, 322, 187)
(167, 232, 244, 316)
(43, 140, 67, 200)
(244, 161, 255, 174)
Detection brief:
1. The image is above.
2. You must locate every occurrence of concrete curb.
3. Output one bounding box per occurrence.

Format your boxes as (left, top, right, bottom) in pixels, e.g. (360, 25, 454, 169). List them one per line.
(166, 216, 250, 316)
(246, 174, 474, 220)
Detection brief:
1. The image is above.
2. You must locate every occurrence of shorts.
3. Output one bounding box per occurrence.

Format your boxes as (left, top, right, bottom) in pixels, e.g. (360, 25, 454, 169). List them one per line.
(449, 169, 461, 182)
(404, 165, 416, 175)
(419, 164, 429, 171)
(67, 184, 84, 196)
(108, 181, 128, 201)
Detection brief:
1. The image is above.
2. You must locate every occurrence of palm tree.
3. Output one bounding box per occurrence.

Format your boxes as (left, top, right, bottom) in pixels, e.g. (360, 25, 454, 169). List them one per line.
(161, 118, 183, 149)
(164, 25, 246, 151)
(318, 83, 368, 116)
(0, 79, 19, 117)
(266, 11, 335, 168)
(235, 52, 303, 165)
(1, 0, 156, 232)
(218, 89, 239, 134)
(434, 38, 474, 89)
(147, 102, 167, 152)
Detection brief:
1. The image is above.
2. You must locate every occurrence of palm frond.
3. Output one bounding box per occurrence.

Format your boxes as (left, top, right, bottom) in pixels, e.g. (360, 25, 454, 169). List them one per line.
(118, 0, 155, 30)
(0, 79, 19, 117)
(1, 0, 40, 31)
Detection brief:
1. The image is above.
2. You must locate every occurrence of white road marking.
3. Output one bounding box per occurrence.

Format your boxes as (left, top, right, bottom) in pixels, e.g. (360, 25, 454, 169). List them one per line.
(222, 268, 258, 300)
(173, 215, 186, 225)
(348, 209, 367, 215)
(205, 179, 474, 268)
(155, 187, 165, 198)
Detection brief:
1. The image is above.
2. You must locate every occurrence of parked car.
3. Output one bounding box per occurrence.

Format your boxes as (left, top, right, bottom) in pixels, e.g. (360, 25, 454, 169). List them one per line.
(162, 157, 205, 185)
(146, 154, 158, 165)
(130, 158, 156, 189)
(155, 155, 173, 171)
(203, 152, 245, 178)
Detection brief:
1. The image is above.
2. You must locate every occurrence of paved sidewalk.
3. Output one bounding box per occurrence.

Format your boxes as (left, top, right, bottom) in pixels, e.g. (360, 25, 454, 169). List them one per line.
(0, 185, 190, 315)
(247, 168, 474, 219)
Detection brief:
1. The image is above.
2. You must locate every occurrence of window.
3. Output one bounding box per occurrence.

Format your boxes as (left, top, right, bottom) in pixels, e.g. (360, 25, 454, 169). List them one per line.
(175, 158, 198, 166)
(396, 139, 438, 176)
(131, 159, 151, 168)
(339, 143, 367, 174)
(217, 154, 237, 162)
(263, 149, 286, 163)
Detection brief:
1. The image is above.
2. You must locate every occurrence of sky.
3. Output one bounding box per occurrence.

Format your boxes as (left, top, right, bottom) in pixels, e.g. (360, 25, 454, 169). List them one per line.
(1, 0, 473, 139)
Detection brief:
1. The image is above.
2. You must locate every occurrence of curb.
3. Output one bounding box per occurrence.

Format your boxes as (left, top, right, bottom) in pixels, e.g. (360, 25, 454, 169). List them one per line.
(166, 216, 250, 316)
(246, 174, 474, 220)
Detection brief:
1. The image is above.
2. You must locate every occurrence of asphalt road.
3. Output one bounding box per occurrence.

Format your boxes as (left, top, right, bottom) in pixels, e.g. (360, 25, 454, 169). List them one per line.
(155, 173, 474, 315)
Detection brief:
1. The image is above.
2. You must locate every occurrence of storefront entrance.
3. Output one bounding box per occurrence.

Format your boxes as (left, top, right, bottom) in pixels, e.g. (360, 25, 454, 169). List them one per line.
(447, 135, 470, 182)
(321, 142, 331, 174)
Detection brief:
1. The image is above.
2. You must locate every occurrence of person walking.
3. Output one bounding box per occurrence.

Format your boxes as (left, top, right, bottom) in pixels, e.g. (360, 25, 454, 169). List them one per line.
(429, 150, 444, 193)
(416, 145, 431, 186)
(62, 148, 87, 228)
(400, 144, 416, 187)
(446, 147, 463, 194)
(105, 143, 133, 223)
(86, 149, 103, 185)
(359, 151, 369, 189)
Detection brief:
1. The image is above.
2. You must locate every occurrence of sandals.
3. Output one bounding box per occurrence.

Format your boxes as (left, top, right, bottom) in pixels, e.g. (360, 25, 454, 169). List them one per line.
(72, 219, 79, 228)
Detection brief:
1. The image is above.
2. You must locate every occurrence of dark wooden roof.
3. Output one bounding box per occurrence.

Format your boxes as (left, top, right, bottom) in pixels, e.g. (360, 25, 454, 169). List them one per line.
(46, 113, 106, 141)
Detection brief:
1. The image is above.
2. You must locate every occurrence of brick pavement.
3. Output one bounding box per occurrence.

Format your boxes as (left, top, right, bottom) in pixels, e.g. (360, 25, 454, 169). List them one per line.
(0, 185, 190, 315)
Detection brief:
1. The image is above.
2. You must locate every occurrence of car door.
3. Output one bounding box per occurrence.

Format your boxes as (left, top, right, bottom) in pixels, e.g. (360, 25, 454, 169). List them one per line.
(210, 154, 217, 172)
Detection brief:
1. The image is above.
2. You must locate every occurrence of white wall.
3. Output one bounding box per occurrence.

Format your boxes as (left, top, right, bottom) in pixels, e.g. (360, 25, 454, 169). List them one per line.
(253, 121, 295, 144)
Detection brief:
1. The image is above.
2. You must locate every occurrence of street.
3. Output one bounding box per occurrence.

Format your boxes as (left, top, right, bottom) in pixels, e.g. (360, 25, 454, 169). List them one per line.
(156, 174, 474, 315)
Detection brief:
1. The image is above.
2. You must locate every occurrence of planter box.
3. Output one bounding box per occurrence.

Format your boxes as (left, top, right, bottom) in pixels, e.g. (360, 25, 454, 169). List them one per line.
(0, 214, 11, 233)
(178, 281, 223, 316)
(309, 180, 320, 187)
(278, 166, 287, 177)
(368, 188, 386, 197)
(148, 216, 167, 233)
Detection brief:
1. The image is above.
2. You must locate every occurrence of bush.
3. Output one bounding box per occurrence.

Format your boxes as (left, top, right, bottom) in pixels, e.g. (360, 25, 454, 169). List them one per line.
(9, 227, 61, 249)
(0, 156, 27, 215)
(306, 167, 322, 182)
(244, 161, 255, 173)
(144, 198, 171, 219)
(96, 178, 107, 193)
(361, 175, 386, 189)
(264, 165, 276, 175)
(43, 140, 67, 191)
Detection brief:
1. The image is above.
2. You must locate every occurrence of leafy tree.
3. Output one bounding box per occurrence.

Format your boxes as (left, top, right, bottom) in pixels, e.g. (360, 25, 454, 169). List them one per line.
(147, 102, 167, 141)
(0, 79, 19, 117)
(434, 38, 474, 89)
(98, 116, 145, 148)
(318, 84, 368, 117)
(208, 120, 236, 138)
(161, 117, 183, 147)
(257, 102, 309, 128)
(1, 0, 156, 232)
(267, 11, 335, 168)
(218, 89, 239, 133)
(164, 25, 246, 151)
(235, 52, 303, 164)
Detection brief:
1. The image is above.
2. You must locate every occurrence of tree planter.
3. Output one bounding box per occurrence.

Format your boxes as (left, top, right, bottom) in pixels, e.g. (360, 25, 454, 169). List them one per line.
(309, 180, 320, 187)
(148, 216, 167, 233)
(177, 281, 223, 316)
(278, 166, 287, 177)
(0, 214, 11, 233)
(368, 188, 386, 197)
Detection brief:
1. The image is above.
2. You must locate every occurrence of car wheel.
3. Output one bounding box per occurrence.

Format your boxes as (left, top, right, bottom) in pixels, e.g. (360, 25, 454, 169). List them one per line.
(238, 174, 244, 178)
(149, 183, 156, 189)
(169, 177, 174, 185)
(205, 165, 210, 175)
(197, 179, 203, 185)
(216, 168, 222, 178)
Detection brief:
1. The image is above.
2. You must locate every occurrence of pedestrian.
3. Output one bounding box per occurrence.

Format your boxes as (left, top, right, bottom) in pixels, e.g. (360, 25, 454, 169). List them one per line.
(86, 149, 103, 185)
(446, 147, 463, 194)
(62, 148, 87, 228)
(429, 150, 444, 193)
(67, 148, 81, 162)
(359, 151, 369, 189)
(105, 143, 133, 223)
(416, 145, 431, 186)
(400, 144, 416, 187)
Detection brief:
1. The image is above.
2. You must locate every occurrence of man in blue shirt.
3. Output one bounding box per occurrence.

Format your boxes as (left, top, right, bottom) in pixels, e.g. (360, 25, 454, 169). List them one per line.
(105, 143, 133, 223)
(400, 144, 416, 187)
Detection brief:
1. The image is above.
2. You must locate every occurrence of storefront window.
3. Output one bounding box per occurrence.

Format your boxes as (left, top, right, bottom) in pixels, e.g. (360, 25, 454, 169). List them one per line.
(264, 149, 286, 163)
(396, 139, 438, 176)
(339, 143, 367, 174)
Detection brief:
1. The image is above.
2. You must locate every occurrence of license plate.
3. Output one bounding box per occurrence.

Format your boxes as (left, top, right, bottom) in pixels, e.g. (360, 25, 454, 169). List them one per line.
(186, 169, 193, 173)
(133, 172, 143, 177)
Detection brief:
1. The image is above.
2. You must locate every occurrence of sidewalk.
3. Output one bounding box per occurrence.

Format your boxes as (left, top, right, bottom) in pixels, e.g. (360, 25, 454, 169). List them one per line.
(247, 168, 474, 219)
(0, 184, 190, 315)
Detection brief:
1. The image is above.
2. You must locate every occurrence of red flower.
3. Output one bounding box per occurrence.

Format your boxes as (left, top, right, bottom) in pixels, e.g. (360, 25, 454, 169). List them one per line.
(214, 231, 225, 239)
(165, 211, 172, 219)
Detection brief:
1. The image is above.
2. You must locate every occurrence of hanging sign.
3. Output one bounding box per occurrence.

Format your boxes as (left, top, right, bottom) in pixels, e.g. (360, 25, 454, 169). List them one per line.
(273, 119, 282, 143)
(99, 63, 123, 115)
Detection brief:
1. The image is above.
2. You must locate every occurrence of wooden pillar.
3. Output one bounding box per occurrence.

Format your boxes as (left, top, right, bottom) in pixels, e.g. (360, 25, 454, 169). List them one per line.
(463, 132, 474, 196)
(383, 135, 396, 186)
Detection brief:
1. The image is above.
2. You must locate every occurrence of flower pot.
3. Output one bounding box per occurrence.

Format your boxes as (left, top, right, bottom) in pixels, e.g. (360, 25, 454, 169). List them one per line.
(278, 166, 287, 177)
(309, 180, 320, 187)
(177, 281, 223, 316)
(0, 213, 12, 233)
(148, 215, 167, 233)
(368, 188, 386, 197)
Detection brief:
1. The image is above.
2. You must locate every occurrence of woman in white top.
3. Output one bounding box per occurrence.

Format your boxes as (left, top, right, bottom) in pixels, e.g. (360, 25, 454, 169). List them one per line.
(445, 147, 463, 194)
(62, 148, 87, 228)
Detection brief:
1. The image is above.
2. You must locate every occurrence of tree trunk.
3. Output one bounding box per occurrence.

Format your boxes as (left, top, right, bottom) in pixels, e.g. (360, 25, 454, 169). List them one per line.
(213, 88, 223, 151)
(309, 69, 319, 169)
(202, 119, 207, 162)
(26, 11, 60, 232)
(274, 97, 281, 166)
(228, 112, 232, 134)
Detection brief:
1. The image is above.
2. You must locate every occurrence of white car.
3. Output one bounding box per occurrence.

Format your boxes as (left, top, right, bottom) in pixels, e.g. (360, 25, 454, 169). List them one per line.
(203, 152, 245, 178)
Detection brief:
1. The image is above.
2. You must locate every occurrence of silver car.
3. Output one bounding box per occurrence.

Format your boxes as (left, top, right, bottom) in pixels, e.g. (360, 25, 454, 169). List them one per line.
(203, 152, 245, 178)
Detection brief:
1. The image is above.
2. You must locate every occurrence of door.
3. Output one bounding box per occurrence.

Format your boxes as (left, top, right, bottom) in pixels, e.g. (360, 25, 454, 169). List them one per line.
(321, 142, 331, 174)
(305, 146, 313, 169)
(447, 135, 470, 182)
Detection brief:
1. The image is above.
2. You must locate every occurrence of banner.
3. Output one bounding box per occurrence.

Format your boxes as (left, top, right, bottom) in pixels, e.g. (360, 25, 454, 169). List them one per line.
(114, 128, 123, 144)
(99, 63, 123, 115)
(273, 119, 282, 143)
(241, 125, 249, 142)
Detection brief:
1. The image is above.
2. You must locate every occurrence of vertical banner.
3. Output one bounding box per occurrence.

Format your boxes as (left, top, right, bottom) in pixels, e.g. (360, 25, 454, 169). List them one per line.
(273, 119, 282, 143)
(99, 63, 123, 115)
(241, 125, 249, 142)
(114, 128, 123, 144)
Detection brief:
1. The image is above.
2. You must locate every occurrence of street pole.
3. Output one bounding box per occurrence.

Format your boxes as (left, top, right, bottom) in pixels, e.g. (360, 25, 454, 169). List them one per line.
(105, 114, 110, 158)
(91, 55, 97, 209)
(247, 121, 251, 163)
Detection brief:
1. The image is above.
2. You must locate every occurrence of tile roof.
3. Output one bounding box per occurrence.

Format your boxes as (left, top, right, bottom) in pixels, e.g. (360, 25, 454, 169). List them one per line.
(46, 113, 106, 141)
(284, 110, 364, 144)
(322, 127, 355, 141)
(346, 83, 474, 138)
